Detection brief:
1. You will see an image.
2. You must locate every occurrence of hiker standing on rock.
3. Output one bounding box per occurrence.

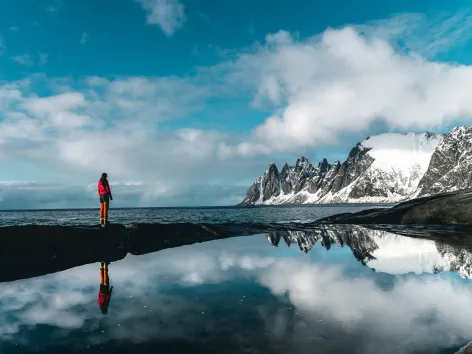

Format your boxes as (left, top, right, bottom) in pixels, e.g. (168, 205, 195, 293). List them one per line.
(98, 173, 113, 226)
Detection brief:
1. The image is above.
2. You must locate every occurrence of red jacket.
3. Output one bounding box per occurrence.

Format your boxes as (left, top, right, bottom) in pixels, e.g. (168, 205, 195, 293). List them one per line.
(98, 291, 111, 307)
(98, 179, 112, 197)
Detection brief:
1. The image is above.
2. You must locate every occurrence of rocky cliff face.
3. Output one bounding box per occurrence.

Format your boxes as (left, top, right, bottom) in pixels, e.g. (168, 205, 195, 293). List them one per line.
(240, 129, 458, 205)
(416, 127, 472, 197)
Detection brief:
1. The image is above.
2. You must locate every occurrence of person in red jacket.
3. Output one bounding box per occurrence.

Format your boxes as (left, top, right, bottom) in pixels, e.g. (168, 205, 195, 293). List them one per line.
(98, 173, 113, 226)
(98, 261, 113, 314)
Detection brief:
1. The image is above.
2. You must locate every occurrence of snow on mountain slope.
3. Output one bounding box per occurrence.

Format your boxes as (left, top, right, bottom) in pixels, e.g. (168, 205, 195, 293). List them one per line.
(416, 126, 472, 197)
(241, 131, 444, 205)
(321, 132, 443, 203)
(363, 132, 441, 179)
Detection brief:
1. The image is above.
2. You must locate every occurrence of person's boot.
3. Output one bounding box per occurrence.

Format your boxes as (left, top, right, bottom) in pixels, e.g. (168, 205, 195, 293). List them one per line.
(100, 218, 104, 225)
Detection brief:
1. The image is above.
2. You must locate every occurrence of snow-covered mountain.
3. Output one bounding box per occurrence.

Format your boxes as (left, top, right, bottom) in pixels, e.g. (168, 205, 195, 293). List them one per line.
(240, 127, 472, 204)
(265, 225, 472, 278)
(416, 126, 472, 197)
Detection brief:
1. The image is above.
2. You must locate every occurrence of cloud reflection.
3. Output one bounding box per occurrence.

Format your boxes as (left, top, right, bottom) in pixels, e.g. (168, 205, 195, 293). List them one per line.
(1, 230, 472, 353)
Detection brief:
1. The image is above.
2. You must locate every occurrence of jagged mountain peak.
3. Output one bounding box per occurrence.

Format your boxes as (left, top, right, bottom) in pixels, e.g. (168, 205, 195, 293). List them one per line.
(416, 126, 472, 197)
(280, 163, 291, 176)
(295, 156, 313, 168)
(265, 163, 279, 174)
(240, 127, 461, 205)
(318, 158, 330, 172)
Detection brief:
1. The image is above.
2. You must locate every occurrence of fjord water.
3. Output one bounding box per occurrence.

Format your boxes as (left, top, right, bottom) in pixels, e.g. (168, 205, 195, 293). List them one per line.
(2, 207, 472, 354)
(0, 204, 385, 226)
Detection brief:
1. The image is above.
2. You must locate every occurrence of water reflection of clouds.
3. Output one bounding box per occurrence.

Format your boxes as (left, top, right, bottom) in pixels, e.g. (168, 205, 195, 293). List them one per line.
(0, 236, 278, 342)
(1, 234, 472, 353)
(258, 260, 472, 353)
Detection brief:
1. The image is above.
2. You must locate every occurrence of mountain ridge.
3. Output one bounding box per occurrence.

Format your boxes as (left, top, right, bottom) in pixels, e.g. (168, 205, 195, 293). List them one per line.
(239, 127, 472, 205)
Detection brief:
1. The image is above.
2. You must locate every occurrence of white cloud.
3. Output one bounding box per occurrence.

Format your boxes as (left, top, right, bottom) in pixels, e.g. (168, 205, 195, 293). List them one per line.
(80, 32, 89, 44)
(12, 53, 48, 67)
(3, 11, 472, 206)
(0, 179, 247, 210)
(0, 74, 260, 208)
(1, 73, 258, 169)
(12, 54, 34, 66)
(137, 0, 186, 36)
(23, 92, 90, 128)
(215, 13, 472, 156)
(362, 10, 472, 58)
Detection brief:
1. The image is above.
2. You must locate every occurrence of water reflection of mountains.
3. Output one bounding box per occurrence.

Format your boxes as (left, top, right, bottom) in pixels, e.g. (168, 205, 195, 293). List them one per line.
(265, 226, 472, 278)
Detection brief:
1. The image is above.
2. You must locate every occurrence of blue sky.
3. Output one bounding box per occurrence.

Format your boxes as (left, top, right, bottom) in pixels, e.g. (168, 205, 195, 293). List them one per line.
(1, 0, 472, 208)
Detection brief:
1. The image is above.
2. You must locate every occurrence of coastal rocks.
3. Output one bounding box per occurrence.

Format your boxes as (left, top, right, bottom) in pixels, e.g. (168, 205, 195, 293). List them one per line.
(317, 188, 472, 225)
(0, 224, 128, 282)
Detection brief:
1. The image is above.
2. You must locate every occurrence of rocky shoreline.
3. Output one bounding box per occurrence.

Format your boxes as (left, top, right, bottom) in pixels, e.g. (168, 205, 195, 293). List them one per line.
(317, 188, 472, 225)
(3, 188, 472, 283)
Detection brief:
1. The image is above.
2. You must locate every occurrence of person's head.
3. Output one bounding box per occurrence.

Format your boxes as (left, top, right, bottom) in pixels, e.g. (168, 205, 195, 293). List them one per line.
(101, 173, 108, 181)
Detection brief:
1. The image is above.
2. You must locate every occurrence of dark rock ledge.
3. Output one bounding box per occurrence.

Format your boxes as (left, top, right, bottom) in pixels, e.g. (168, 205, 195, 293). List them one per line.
(317, 188, 472, 225)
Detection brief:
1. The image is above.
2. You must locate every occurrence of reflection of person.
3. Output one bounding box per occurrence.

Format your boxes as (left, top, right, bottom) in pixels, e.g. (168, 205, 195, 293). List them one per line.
(98, 262, 113, 314)
(98, 173, 113, 226)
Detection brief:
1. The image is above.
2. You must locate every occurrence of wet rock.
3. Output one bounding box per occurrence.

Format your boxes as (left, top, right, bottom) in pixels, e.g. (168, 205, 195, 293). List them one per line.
(0, 224, 128, 282)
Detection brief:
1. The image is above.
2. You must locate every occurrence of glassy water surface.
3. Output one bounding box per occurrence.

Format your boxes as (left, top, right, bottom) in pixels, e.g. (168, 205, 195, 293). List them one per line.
(1, 207, 472, 354)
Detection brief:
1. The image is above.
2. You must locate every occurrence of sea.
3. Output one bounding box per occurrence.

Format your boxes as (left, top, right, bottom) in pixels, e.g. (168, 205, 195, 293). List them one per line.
(0, 204, 384, 227)
(1, 204, 472, 354)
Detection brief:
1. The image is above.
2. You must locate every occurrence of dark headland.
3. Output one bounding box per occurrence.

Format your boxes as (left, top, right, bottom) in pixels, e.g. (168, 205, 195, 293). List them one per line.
(3, 188, 472, 284)
(317, 187, 472, 225)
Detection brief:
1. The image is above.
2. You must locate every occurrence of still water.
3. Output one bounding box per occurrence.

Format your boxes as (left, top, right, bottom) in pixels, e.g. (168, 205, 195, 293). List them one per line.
(1, 223, 472, 354)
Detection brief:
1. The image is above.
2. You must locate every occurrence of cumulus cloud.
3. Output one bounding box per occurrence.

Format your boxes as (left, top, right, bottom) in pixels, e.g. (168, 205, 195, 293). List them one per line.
(0, 73, 267, 208)
(0, 180, 246, 210)
(136, 0, 186, 36)
(3, 11, 472, 207)
(216, 13, 472, 156)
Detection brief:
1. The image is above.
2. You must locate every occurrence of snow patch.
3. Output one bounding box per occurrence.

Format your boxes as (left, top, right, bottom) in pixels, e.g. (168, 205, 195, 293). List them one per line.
(362, 133, 442, 177)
